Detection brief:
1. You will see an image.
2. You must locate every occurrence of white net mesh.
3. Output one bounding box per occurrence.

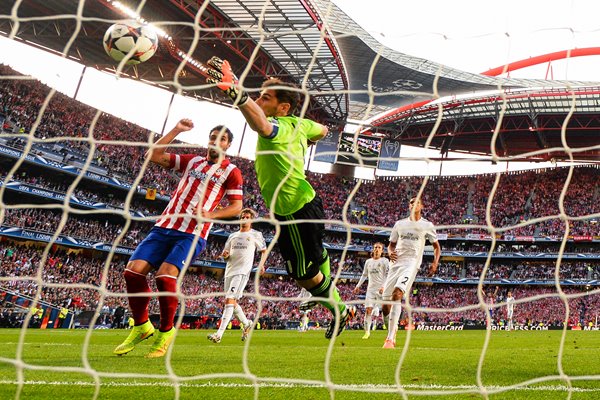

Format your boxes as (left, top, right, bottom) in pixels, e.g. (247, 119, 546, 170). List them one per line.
(1, 0, 600, 399)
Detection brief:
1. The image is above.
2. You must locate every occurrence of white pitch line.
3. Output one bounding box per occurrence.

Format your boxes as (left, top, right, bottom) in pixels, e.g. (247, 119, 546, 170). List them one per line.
(3, 343, 73, 346)
(0, 380, 599, 393)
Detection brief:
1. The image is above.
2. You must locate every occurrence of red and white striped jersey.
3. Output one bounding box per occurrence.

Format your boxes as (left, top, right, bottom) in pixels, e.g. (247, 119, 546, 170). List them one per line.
(155, 153, 243, 238)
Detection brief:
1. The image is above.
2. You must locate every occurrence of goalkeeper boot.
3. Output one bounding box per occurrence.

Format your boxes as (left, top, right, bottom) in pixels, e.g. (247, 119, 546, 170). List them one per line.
(382, 339, 396, 349)
(325, 305, 356, 339)
(362, 331, 371, 339)
(146, 328, 176, 358)
(113, 320, 154, 356)
(207, 333, 222, 344)
(241, 324, 251, 342)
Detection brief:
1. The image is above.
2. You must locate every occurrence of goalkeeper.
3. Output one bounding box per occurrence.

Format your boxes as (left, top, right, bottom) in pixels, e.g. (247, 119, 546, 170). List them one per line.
(207, 57, 354, 338)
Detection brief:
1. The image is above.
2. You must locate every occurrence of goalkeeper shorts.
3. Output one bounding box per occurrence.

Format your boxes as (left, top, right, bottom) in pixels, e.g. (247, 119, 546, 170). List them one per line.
(275, 195, 326, 280)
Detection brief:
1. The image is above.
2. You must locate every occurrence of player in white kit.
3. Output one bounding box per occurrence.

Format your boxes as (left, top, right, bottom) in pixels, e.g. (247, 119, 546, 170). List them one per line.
(506, 291, 515, 331)
(208, 208, 267, 343)
(382, 197, 441, 349)
(353, 242, 389, 339)
(297, 287, 313, 332)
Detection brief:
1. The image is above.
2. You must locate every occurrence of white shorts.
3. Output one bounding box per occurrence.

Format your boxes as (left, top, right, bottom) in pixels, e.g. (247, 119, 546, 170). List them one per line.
(224, 274, 249, 300)
(365, 288, 383, 309)
(383, 264, 416, 300)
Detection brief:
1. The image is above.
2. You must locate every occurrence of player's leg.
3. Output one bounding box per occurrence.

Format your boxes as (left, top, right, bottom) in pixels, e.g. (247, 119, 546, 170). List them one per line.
(382, 267, 411, 348)
(276, 196, 354, 338)
(372, 303, 381, 330)
(209, 274, 246, 342)
(363, 305, 373, 339)
(385, 288, 404, 347)
(232, 275, 252, 341)
(114, 228, 173, 355)
(113, 259, 155, 355)
(210, 298, 235, 343)
(300, 311, 310, 332)
(147, 232, 206, 358)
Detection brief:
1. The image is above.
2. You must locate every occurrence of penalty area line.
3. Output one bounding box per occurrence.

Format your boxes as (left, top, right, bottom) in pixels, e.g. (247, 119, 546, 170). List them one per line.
(0, 380, 599, 392)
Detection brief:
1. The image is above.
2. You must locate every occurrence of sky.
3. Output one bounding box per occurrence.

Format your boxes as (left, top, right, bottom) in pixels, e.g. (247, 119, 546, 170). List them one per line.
(331, 0, 600, 82)
(2, 0, 595, 177)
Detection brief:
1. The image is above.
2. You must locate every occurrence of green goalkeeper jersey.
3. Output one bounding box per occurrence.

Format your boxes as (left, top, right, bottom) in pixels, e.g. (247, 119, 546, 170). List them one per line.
(255, 115, 323, 216)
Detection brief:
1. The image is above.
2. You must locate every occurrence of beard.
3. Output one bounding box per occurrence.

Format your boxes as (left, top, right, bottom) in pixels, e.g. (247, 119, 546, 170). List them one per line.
(208, 148, 221, 159)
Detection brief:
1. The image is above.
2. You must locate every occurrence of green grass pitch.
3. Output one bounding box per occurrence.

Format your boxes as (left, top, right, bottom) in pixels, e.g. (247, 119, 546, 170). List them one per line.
(0, 328, 599, 399)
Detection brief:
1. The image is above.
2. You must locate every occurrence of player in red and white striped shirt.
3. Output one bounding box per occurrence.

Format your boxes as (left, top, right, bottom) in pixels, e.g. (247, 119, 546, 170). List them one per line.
(114, 119, 243, 358)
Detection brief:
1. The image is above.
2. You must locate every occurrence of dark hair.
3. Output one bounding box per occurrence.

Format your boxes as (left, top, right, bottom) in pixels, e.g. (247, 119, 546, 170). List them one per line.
(211, 125, 233, 143)
(261, 78, 301, 115)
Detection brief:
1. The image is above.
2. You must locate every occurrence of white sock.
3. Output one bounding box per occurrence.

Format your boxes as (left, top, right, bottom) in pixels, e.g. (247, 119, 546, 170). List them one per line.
(217, 304, 234, 337)
(234, 304, 249, 326)
(372, 318, 377, 331)
(364, 314, 372, 334)
(386, 304, 402, 342)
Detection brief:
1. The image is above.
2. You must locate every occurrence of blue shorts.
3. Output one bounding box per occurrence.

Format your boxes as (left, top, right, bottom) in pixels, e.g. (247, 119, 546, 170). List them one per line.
(130, 226, 207, 270)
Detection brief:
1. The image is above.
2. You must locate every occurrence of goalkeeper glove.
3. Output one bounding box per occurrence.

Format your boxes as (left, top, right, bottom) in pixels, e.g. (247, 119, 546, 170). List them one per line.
(206, 56, 249, 106)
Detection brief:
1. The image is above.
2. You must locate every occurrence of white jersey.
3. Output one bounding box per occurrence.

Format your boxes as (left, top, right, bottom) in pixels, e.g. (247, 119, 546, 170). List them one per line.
(506, 296, 515, 313)
(389, 217, 437, 269)
(356, 257, 390, 292)
(223, 229, 266, 278)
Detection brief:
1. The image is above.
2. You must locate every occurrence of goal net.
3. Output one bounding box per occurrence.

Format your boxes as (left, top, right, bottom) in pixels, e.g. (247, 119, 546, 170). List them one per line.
(0, 0, 600, 399)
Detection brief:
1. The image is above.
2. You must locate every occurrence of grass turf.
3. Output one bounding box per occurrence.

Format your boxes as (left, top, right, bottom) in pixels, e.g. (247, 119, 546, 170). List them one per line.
(0, 328, 599, 399)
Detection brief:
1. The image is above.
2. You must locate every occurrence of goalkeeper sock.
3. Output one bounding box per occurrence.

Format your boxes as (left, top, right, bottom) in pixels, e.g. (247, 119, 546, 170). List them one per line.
(308, 274, 346, 314)
(124, 269, 151, 325)
(319, 251, 331, 277)
(155, 275, 178, 332)
(217, 304, 235, 337)
(234, 304, 249, 326)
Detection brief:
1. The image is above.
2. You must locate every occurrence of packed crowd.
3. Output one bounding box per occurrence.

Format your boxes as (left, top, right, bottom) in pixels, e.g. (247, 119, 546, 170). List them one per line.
(2, 208, 148, 248)
(412, 285, 600, 328)
(1, 241, 599, 329)
(1, 66, 599, 238)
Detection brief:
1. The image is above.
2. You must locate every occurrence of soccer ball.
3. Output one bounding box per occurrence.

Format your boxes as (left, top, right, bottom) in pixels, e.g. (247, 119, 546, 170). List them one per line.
(103, 22, 158, 65)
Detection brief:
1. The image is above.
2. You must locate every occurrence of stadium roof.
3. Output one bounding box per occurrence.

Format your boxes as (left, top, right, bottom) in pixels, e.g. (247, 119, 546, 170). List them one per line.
(365, 86, 600, 162)
(1, 0, 599, 161)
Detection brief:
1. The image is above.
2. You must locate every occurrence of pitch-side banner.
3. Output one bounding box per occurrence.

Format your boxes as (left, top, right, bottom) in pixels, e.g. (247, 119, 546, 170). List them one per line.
(378, 139, 401, 171)
(313, 129, 340, 163)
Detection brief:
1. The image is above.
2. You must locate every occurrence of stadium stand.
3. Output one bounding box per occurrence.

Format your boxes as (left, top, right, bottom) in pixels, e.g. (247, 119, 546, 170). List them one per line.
(1, 66, 599, 332)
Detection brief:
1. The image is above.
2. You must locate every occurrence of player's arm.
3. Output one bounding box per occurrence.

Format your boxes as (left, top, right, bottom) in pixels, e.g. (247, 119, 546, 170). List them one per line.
(239, 99, 274, 138)
(388, 242, 398, 263)
(258, 249, 268, 275)
(146, 119, 194, 168)
(379, 258, 390, 294)
(221, 236, 232, 260)
(428, 241, 441, 277)
(353, 265, 368, 294)
(203, 167, 243, 219)
(307, 124, 328, 146)
(204, 199, 243, 220)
